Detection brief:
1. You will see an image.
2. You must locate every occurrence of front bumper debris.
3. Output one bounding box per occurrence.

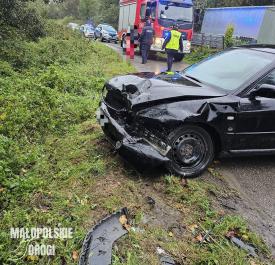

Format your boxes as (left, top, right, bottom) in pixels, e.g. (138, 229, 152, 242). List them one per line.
(79, 208, 130, 265)
(97, 102, 170, 168)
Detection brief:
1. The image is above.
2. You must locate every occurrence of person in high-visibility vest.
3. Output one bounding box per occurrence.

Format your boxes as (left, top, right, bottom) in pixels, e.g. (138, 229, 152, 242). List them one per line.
(162, 23, 183, 72)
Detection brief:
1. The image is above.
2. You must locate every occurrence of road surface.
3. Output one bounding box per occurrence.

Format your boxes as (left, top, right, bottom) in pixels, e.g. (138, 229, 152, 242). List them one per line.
(105, 42, 189, 73)
(105, 42, 275, 255)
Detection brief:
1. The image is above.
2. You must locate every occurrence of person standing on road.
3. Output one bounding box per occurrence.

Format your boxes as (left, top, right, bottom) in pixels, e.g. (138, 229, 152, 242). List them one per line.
(162, 23, 183, 72)
(139, 20, 155, 64)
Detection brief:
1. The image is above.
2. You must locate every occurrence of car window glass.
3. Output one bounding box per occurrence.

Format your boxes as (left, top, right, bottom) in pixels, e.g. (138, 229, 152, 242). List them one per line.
(183, 49, 274, 91)
(259, 69, 275, 86)
(103, 25, 116, 31)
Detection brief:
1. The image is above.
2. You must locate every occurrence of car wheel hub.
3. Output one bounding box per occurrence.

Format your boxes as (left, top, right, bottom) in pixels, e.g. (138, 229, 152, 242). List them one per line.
(173, 134, 204, 166)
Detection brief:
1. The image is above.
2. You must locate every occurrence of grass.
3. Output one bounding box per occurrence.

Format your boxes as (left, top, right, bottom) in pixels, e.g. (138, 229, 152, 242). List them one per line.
(0, 23, 273, 265)
(184, 46, 218, 65)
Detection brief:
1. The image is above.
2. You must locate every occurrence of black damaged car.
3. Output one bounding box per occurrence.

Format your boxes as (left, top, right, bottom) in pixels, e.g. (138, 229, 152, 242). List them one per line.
(97, 45, 275, 177)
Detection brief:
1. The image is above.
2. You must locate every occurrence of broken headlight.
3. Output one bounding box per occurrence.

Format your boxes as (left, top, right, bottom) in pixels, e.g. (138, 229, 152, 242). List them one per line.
(143, 129, 171, 156)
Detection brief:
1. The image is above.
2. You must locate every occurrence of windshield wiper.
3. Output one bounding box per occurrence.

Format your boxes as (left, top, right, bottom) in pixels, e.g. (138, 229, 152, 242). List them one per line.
(185, 75, 202, 84)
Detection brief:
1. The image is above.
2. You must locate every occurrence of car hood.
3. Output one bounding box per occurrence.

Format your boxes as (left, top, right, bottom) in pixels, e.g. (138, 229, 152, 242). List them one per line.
(106, 72, 227, 111)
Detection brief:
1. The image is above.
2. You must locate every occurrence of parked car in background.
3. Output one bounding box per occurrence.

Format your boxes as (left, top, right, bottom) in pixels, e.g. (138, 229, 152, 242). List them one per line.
(80, 24, 95, 39)
(67, 22, 79, 31)
(97, 45, 275, 178)
(95, 24, 118, 43)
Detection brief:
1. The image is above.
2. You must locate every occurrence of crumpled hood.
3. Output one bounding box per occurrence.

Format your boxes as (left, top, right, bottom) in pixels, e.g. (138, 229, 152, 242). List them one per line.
(106, 73, 227, 110)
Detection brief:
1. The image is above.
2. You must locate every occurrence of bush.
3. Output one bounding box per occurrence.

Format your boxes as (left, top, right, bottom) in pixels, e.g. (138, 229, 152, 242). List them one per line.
(224, 24, 234, 48)
(0, 19, 135, 263)
(185, 46, 217, 65)
(0, 0, 45, 41)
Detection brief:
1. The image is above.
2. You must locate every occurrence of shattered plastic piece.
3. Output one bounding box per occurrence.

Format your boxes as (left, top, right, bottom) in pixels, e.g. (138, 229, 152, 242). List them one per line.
(229, 236, 257, 257)
(79, 208, 129, 265)
(156, 247, 176, 265)
(146, 196, 156, 207)
(130, 227, 145, 233)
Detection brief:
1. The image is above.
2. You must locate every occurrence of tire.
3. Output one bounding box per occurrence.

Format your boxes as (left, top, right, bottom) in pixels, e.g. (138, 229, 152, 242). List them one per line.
(166, 125, 214, 178)
(174, 53, 185, 62)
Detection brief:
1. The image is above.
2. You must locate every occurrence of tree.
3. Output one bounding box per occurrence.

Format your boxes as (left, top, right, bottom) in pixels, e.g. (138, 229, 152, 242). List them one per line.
(79, 0, 99, 21)
(0, 0, 45, 40)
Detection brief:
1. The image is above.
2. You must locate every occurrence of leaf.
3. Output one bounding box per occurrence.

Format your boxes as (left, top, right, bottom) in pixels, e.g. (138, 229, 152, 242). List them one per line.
(188, 224, 198, 233)
(226, 230, 236, 238)
(119, 215, 131, 231)
(26, 255, 39, 261)
(72, 251, 79, 261)
(119, 215, 128, 225)
(241, 234, 249, 241)
(195, 234, 203, 242)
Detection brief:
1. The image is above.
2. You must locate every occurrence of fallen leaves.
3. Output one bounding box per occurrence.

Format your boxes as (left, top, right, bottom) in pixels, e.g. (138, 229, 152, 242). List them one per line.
(188, 224, 198, 234)
(226, 230, 237, 239)
(26, 255, 39, 261)
(168, 231, 174, 237)
(195, 234, 203, 243)
(119, 215, 131, 231)
(72, 250, 79, 261)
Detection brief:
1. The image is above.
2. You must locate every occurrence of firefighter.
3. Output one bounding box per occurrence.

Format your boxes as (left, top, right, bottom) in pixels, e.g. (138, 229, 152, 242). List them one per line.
(162, 23, 183, 72)
(139, 20, 155, 64)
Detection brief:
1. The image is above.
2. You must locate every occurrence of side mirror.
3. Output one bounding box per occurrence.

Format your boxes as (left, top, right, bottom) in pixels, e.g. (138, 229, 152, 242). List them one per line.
(249, 84, 275, 100)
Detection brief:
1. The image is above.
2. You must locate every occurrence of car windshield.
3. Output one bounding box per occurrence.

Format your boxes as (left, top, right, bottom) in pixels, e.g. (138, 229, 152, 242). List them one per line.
(158, 2, 193, 22)
(87, 26, 94, 30)
(182, 49, 274, 91)
(103, 25, 116, 32)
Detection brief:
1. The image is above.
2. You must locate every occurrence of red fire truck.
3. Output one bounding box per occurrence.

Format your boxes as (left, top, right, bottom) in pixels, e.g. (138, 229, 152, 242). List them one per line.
(118, 0, 194, 61)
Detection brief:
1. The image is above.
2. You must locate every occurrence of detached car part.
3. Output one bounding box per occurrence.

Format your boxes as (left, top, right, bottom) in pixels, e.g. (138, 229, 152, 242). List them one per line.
(97, 46, 275, 178)
(79, 208, 129, 265)
(157, 247, 176, 265)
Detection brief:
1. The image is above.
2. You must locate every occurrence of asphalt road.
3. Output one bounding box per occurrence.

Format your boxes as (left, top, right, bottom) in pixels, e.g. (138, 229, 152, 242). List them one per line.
(105, 42, 189, 73)
(105, 42, 275, 255)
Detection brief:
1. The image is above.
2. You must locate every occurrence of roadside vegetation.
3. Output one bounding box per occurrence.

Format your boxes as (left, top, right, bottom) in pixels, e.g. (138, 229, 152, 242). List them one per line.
(0, 1, 274, 264)
(184, 46, 218, 65)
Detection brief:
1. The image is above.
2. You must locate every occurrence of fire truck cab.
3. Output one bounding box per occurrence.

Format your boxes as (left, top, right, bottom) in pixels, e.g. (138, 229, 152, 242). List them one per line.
(118, 0, 193, 61)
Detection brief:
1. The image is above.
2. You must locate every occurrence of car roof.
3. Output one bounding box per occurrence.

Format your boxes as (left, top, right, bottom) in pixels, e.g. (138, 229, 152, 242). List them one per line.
(236, 44, 275, 54)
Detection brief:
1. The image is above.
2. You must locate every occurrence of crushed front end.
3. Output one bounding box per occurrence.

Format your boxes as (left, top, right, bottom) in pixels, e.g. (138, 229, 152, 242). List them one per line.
(96, 75, 171, 168)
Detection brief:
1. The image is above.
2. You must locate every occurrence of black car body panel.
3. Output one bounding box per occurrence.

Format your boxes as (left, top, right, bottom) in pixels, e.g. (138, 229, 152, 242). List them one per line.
(97, 46, 275, 175)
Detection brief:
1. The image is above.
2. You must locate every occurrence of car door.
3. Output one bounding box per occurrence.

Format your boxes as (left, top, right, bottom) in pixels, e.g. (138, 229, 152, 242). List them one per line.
(234, 69, 275, 151)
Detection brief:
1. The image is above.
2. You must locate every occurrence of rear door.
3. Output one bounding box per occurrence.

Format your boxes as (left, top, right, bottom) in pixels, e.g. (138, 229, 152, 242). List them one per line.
(234, 69, 275, 150)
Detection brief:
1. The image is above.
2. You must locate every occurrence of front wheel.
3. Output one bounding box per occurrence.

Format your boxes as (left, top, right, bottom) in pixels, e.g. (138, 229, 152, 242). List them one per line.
(166, 125, 214, 178)
(174, 53, 185, 62)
